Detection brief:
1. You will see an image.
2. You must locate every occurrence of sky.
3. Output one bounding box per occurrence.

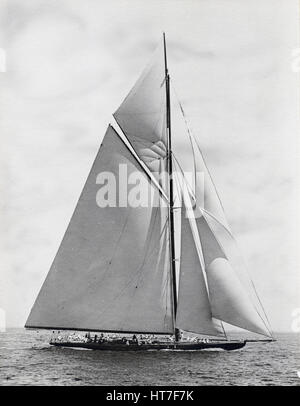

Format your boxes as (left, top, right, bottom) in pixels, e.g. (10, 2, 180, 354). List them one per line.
(0, 0, 299, 332)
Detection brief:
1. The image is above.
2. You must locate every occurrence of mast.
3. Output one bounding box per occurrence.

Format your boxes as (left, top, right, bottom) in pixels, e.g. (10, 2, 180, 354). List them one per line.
(163, 33, 180, 342)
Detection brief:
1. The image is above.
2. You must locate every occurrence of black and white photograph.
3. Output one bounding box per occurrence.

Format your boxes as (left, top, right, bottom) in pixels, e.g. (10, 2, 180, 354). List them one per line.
(0, 0, 299, 388)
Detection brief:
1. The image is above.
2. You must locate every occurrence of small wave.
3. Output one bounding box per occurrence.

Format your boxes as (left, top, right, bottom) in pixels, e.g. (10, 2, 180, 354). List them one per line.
(59, 347, 92, 351)
(155, 349, 222, 352)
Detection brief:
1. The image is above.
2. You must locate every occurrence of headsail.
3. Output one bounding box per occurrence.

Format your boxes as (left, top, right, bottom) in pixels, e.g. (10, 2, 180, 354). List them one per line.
(26, 126, 173, 334)
(174, 144, 271, 337)
(170, 85, 272, 337)
(183, 132, 271, 336)
(196, 214, 270, 336)
(176, 200, 223, 336)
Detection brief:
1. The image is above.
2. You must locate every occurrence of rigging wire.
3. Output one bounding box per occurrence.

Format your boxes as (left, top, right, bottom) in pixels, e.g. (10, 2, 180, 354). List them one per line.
(170, 79, 228, 216)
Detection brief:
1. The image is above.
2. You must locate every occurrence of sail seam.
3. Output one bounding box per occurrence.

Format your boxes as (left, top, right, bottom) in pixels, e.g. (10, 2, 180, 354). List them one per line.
(120, 206, 160, 330)
(93, 210, 170, 327)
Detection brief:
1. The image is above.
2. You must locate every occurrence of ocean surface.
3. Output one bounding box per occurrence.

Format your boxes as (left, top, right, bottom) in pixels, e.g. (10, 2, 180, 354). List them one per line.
(0, 329, 299, 386)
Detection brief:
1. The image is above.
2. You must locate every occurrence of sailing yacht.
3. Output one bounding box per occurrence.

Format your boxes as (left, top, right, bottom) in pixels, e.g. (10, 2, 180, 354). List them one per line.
(25, 34, 274, 351)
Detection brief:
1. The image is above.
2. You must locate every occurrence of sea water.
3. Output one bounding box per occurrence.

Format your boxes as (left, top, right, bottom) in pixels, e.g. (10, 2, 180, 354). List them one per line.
(0, 328, 299, 385)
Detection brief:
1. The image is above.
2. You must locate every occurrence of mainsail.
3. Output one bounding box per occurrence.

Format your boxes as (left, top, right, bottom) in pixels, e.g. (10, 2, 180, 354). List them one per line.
(26, 126, 173, 334)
